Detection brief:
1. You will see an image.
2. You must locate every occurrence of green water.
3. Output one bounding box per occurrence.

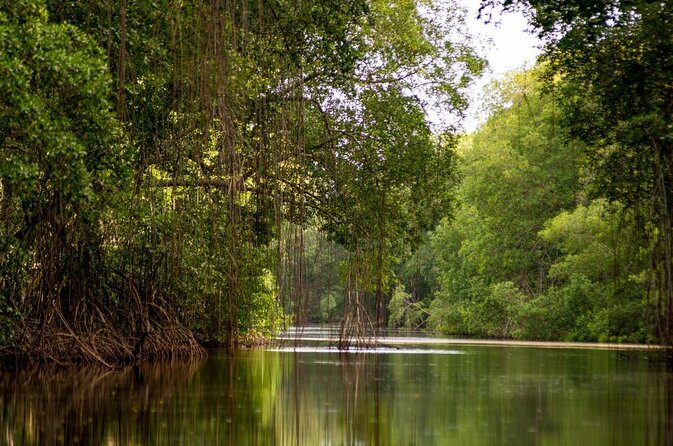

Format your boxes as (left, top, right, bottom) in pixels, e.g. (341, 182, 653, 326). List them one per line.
(1, 345, 671, 445)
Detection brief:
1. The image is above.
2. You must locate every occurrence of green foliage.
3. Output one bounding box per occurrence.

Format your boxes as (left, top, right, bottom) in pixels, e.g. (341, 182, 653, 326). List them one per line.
(289, 0, 483, 330)
(0, 0, 486, 358)
(426, 69, 579, 332)
(0, 0, 127, 350)
(0, 0, 123, 211)
(424, 68, 650, 342)
(536, 200, 649, 342)
(297, 227, 349, 324)
(387, 283, 426, 329)
(240, 269, 284, 338)
(481, 0, 673, 344)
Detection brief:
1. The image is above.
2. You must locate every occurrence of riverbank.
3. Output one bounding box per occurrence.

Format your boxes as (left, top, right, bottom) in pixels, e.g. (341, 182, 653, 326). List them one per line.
(277, 333, 665, 351)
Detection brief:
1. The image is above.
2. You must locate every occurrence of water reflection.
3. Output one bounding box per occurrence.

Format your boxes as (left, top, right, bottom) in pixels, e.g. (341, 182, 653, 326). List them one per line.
(0, 360, 203, 445)
(1, 346, 671, 445)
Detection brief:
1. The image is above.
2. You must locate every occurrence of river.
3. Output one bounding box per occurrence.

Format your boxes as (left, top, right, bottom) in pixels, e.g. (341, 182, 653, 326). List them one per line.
(1, 330, 670, 445)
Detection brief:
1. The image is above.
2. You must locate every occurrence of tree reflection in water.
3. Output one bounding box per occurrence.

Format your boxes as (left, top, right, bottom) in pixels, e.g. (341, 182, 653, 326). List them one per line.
(0, 347, 671, 445)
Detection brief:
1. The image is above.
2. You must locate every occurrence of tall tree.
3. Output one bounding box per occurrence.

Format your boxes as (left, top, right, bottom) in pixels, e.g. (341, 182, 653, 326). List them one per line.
(0, 0, 206, 364)
(1, 0, 484, 361)
(425, 69, 582, 337)
(480, 0, 673, 343)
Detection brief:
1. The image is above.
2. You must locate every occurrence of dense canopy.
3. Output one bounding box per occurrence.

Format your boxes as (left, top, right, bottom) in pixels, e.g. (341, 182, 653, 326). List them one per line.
(0, 0, 483, 363)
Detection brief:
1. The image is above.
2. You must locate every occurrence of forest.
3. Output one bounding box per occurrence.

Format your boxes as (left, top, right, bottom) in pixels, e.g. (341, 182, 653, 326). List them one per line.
(0, 0, 671, 366)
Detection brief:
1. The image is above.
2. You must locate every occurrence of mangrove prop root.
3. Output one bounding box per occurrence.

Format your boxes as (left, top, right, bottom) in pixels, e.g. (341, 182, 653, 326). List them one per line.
(7, 291, 205, 368)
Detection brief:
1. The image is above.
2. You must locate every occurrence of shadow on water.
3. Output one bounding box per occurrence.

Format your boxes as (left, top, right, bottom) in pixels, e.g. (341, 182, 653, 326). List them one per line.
(1, 346, 672, 445)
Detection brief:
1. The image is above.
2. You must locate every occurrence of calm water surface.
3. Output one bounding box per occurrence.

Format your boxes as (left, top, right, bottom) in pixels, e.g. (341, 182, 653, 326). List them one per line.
(1, 340, 671, 445)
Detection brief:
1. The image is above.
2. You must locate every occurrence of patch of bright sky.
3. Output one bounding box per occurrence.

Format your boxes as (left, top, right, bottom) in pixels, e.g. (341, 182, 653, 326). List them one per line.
(456, 0, 541, 132)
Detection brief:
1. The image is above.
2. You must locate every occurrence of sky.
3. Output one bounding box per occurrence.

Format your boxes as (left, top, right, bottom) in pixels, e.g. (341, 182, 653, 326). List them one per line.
(457, 0, 542, 131)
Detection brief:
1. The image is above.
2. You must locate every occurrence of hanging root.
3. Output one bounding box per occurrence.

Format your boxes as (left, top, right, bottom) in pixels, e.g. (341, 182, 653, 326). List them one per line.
(336, 302, 379, 351)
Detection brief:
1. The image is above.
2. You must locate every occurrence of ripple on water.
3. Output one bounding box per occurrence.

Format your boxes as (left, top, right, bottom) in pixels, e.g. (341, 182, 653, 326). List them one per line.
(267, 346, 466, 355)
